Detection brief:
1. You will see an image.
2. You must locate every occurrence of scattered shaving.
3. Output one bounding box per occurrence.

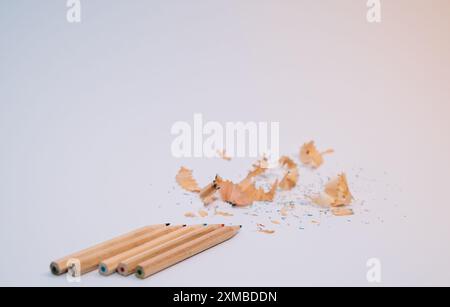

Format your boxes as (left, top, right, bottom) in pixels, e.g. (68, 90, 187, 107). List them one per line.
(300, 141, 334, 168)
(216, 176, 278, 207)
(215, 210, 234, 217)
(245, 157, 269, 180)
(280, 207, 289, 217)
(257, 223, 275, 234)
(278, 156, 299, 191)
(258, 229, 276, 234)
(331, 208, 354, 217)
(311, 173, 353, 207)
(198, 209, 208, 217)
(217, 149, 232, 161)
(199, 181, 219, 205)
(325, 173, 353, 206)
(175, 140, 359, 230)
(176, 167, 201, 193)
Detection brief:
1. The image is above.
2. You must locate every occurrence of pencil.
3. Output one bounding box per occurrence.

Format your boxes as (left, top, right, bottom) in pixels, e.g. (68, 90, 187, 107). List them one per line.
(50, 223, 169, 275)
(116, 224, 224, 276)
(98, 224, 195, 275)
(76, 225, 184, 275)
(135, 225, 241, 279)
(50, 226, 182, 275)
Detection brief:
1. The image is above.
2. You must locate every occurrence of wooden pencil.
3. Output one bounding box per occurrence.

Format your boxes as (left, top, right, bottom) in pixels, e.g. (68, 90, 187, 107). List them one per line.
(49, 226, 182, 275)
(98, 224, 195, 275)
(50, 223, 169, 275)
(135, 225, 241, 279)
(75, 225, 184, 275)
(116, 224, 224, 276)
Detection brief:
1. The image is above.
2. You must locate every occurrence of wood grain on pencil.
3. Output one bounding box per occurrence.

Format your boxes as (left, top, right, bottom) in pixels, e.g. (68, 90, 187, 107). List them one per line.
(99, 224, 199, 275)
(50, 223, 171, 275)
(135, 225, 241, 279)
(117, 224, 224, 276)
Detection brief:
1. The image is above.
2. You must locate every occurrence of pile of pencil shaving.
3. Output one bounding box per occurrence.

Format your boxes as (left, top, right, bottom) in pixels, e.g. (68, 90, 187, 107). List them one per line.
(50, 223, 240, 279)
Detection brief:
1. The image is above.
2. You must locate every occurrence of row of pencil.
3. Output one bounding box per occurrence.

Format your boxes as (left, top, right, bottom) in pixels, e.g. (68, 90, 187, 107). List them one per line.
(50, 224, 240, 279)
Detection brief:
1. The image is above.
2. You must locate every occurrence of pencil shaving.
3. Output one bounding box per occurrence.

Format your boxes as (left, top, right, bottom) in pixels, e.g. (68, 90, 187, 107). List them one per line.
(311, 173, 353, 207)
(217, 149, 232, 161)
(215, 210, 234, 217)
(278, 156, 299, 191)
(300, 141, 333, 168)
(245, 156, 269, 180)
(199, 180, 219, 205)
(176, 167, 201, 193)
(331, 208, 354, 217)
(258, 229, 275, 234)
(217, 176, 278, 207)
(198, 210, 208, 217)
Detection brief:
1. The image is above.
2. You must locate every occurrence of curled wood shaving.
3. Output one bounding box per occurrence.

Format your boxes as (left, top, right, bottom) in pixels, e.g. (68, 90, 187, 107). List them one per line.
(279, 156, 297, 169)
(199, 180, 219, 205)
(278, 156, 299, 191)
(300, 141, 334, 168)
(311, 173, 353, 207)
(176, 167, 201, 193)
(216, 177, 255, 207)
(216, 176, 278, 207)
(279, 170, 298, 190)
(255, 180, 278, 202)
(325, 173, 353, 207)
(245, 157, 269, 180)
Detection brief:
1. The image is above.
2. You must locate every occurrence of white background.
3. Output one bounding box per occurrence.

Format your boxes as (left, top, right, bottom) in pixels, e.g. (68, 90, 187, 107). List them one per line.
(1, 0, 449, 286)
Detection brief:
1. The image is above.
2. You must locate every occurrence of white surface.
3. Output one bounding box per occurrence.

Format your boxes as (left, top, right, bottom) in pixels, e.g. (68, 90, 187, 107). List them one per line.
(1, 0, 450, 286)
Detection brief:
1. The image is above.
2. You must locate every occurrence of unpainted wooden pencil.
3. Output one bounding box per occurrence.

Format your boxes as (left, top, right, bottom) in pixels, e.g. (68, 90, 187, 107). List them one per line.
(50, 223, 168, 275)
(99, 224, 198, 275)
(117, 224, 224, 276)
(75, 225, 183, 275)
(51, 224, 181, 276)
(135, 225, 241, 279)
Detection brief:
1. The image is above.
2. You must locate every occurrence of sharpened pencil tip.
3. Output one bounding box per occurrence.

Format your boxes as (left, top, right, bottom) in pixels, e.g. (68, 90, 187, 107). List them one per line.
(240, 225, 243, 228)
(165, 223, 171, 226)
(182, 224, 187, 227)
(203, 223, 208, 226)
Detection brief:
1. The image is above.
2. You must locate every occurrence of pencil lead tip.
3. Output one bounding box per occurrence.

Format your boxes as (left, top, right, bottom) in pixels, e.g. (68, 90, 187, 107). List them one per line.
(203, 223, 208, 226)
(182, 224, 187, 227)
(240, 225, 243, 228)
(165, 223, 171, 226)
